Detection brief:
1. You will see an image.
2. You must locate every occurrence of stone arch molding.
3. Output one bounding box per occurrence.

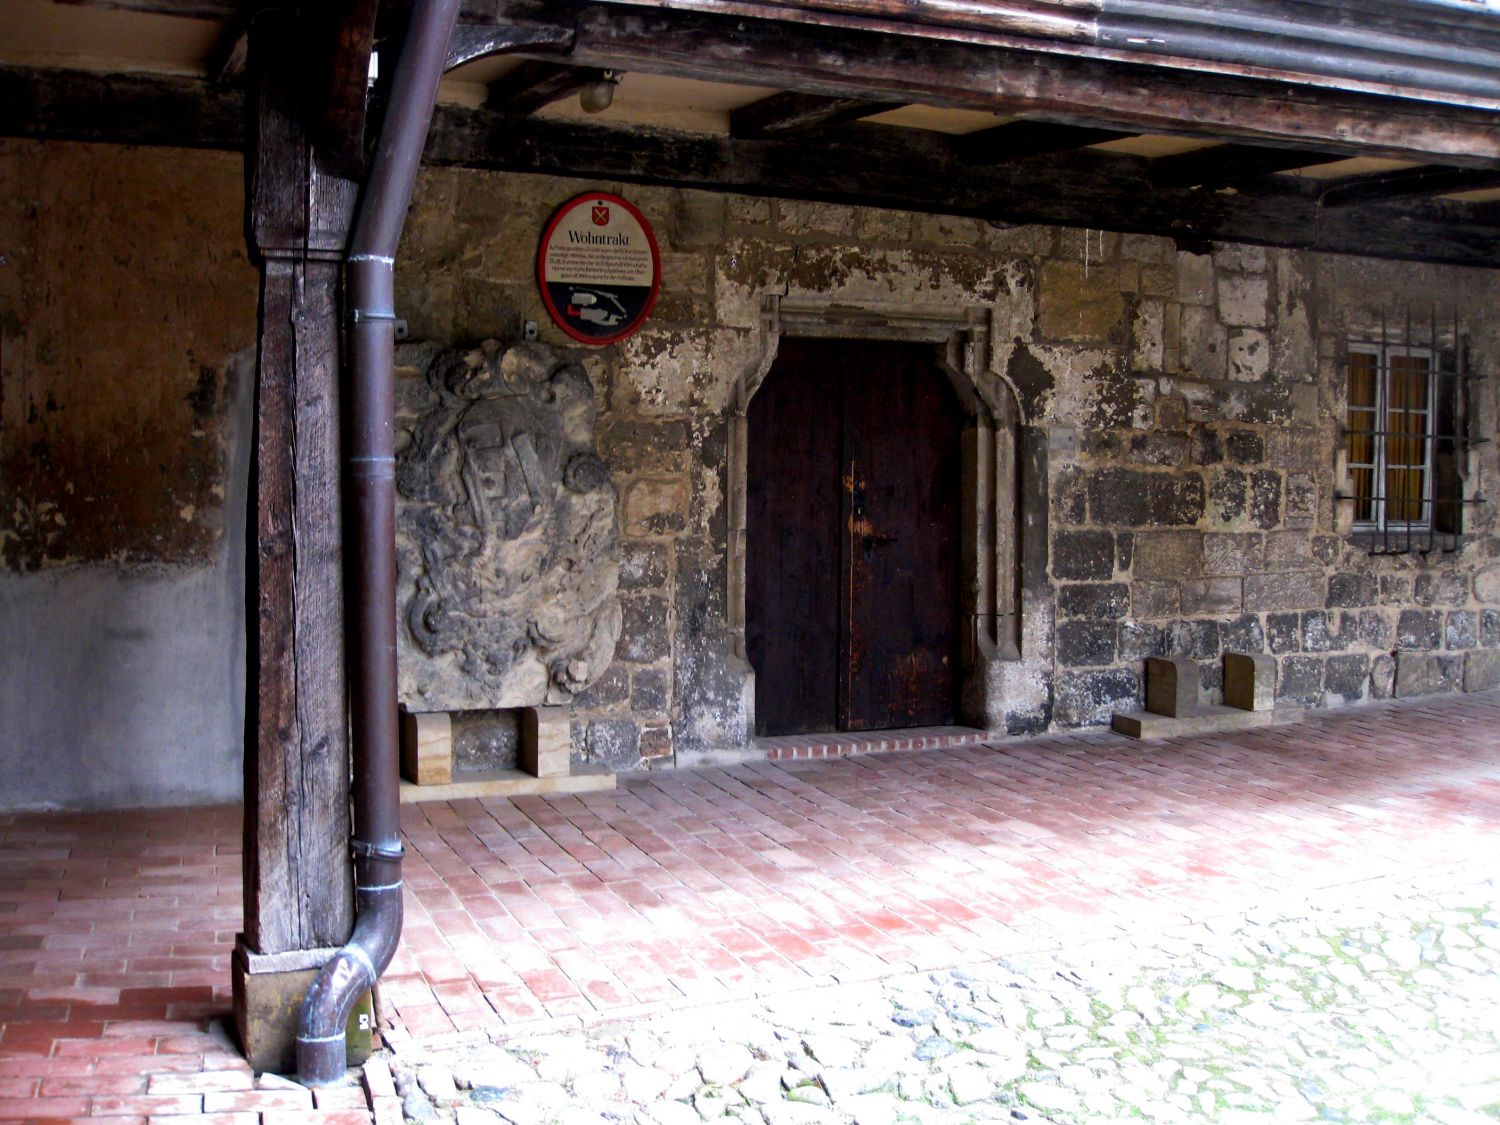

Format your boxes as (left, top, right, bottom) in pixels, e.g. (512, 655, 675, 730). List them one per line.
(726, 295, 1025, 735)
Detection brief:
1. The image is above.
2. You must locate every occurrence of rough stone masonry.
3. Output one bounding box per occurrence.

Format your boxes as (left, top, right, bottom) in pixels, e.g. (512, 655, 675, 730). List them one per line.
(390, 171, 1500, 768)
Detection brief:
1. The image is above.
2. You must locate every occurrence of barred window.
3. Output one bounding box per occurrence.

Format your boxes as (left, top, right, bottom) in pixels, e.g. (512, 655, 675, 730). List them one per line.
(1346, 345, 1434, 530)
(1344, 332, 1468, 552)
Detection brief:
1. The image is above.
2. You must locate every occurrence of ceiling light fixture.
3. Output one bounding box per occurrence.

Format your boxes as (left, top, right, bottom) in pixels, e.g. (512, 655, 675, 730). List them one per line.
(579, 70, 621, 114)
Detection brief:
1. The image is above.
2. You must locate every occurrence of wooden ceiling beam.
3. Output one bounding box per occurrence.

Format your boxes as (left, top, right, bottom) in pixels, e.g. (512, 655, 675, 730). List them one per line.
(0, 64, 243, 148)
(444, 22, 572, 71)
(209, 22, 249, 84)
(315, 0, 379, 177)
(5, 64, 1500, 267)
(49, 0, 239, 16)
(421, 107, 1500, 267)
(1150, 142, 1349, 189)
(730, 92, 892, 139)
(1317, 165, 1500, 208)
(34, 2, 1500, 165)
(955, 121, 1129, 164)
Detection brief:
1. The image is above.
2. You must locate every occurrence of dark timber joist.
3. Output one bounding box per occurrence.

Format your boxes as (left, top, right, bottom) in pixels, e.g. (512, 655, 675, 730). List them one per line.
(39, 0, 1500, 164)
(54, 0, 1500, 116)
(211, 28, 249, 84)
(1151, 142, 1349, 189)
(730, 92, 893, 139)
(484, 60, 609, 113)
(5, 64, 1500, 267)
(419, 111, 1500, 266)
(552, 0, 1500, 106)
(955, 121, 1130, 164)
(316, 0, 379, 176)
(445, 22, 573, 70)
(0, 65, 243, 148)
(52, 0, 238, 15)
(1317, 166, 1500, 209)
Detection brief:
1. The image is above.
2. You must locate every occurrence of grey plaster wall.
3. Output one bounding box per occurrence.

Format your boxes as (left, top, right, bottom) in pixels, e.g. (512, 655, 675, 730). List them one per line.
(0, 349, 252, 810)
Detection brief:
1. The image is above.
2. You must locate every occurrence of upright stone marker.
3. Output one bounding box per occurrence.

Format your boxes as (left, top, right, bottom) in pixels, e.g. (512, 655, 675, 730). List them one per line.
(1224, 652, 1276, 711)
(1145, 656, 1200, 718)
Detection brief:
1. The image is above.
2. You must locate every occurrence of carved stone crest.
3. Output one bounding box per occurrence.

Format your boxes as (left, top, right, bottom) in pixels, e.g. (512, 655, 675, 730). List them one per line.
(394, 339, 621, 711)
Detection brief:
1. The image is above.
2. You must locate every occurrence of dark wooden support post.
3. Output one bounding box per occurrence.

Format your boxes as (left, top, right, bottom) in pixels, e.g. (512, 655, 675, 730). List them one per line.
(233, 4, 369, 1075)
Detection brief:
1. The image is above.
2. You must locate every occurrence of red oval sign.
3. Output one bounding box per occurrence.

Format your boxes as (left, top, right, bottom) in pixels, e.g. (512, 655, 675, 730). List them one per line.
(536, 192, 661, 346)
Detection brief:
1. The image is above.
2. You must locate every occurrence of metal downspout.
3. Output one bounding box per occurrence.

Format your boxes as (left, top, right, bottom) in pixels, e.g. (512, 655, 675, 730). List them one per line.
(296, 0, 461, 1086)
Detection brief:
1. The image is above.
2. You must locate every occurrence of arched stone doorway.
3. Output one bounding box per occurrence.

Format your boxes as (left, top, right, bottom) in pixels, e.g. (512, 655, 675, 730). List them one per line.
(726, 297, 1025, 737)
(746, 337, 966, 736)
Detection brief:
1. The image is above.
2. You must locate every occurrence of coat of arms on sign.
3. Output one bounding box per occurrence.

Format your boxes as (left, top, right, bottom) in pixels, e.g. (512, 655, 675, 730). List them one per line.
(592, 204, 610, 226)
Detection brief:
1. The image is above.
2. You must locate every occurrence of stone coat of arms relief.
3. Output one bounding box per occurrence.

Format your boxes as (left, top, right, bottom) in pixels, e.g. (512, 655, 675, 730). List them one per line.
(394, 339, 622, 712)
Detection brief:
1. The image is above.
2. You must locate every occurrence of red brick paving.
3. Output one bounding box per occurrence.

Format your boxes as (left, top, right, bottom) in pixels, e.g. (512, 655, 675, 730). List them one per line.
(2, 692, 1500, 1120)
(0, 805, 262, 1121)
(384, 692, 1500, 1043)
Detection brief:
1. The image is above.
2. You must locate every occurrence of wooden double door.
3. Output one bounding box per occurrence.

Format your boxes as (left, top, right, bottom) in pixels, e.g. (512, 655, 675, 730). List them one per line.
(746, 338, 964, 737)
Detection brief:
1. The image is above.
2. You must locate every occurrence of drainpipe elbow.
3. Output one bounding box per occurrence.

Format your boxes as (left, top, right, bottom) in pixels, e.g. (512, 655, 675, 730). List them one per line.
(295, 843, 404, 1086)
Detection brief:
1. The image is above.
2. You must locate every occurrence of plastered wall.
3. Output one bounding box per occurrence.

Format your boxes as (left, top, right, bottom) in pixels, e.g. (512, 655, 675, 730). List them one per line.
(0, 140, 257, 809)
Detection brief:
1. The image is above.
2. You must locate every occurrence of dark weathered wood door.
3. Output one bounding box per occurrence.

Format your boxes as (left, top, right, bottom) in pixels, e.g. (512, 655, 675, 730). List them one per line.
(746, 338, 963, 736)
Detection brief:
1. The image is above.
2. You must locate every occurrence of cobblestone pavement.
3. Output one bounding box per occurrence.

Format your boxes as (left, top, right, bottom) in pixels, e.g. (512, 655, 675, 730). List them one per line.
(382, 865, 1500, 1125)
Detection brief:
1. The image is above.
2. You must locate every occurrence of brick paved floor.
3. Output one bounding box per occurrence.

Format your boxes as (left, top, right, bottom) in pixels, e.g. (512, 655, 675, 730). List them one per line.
(3, 691, 1500, 1122)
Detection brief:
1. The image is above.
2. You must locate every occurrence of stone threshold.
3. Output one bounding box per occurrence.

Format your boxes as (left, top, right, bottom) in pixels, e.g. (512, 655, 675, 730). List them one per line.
(753, 725, 999, 762)
(399, 764, 615, 803)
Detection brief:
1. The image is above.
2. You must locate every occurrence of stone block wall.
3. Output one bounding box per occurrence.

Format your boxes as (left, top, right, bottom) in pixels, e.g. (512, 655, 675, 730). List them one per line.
(394, 169, 1500, 758)
(1042, 243, 1500, 725)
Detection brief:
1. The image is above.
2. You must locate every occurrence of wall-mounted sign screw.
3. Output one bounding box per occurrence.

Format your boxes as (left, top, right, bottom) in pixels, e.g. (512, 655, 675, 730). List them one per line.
(524, 320, 539, 341)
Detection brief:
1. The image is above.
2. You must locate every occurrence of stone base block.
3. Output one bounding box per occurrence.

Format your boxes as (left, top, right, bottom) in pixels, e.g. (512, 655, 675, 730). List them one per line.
(400, 710, 453, 786)
(232, 942, 372, 1075)
(1112, 704, 1299, 741)
(1394, 651, 1464, 698)
(1464, 649, 1500, 693)
(1223, 651, 1275, 711)
(521, 706, 571, 779)
(1145, 656, 1200, 718)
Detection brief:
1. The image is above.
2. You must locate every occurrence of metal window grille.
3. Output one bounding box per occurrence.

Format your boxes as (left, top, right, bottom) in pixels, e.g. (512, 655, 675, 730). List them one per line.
(1340, 307, 1486, 555)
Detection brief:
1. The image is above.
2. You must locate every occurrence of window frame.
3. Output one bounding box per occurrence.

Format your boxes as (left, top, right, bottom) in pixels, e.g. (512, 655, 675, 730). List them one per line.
(1346, 341, 1437, 535)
